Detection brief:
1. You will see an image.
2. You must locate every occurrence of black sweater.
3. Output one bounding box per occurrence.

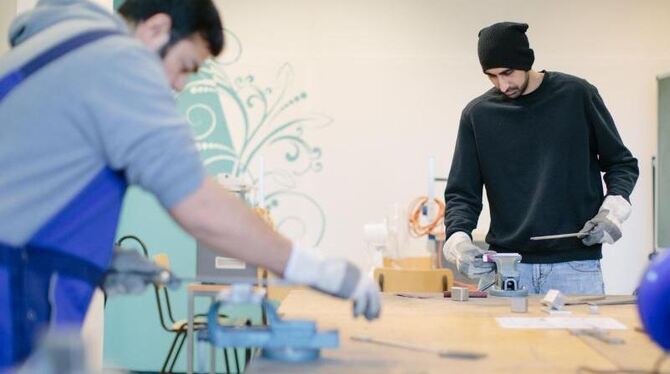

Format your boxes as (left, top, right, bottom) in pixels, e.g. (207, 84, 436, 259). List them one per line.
(444, 71, 639, 263)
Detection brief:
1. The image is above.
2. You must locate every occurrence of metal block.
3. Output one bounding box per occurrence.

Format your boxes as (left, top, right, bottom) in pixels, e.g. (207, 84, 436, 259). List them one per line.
(510, 297, 528, 313)
(541, 289, 565, 310)
(451, 287, 469, 301)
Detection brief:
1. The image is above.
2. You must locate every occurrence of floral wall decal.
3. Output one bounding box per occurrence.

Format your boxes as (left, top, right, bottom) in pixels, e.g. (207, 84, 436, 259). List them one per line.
(176, 30, 330, 246)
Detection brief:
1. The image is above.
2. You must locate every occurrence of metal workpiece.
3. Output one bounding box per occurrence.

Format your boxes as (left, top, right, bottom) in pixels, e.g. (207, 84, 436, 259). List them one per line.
(350, 336, 487, 360)
(510, 297, 528, 313)
(542, 289, 566, 310)
(530, 232, 587, 241)
(450, 287, 469, 301)
(483, 253, 529, 297)
(570, 328, 625, 345)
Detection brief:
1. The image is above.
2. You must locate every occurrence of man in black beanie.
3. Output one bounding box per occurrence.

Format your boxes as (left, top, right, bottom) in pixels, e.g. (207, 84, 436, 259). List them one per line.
(442, 22, 639, 295)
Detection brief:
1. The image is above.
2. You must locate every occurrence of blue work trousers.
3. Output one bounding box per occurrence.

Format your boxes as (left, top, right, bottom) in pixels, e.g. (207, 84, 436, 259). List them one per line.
(517, 260, 605, 295)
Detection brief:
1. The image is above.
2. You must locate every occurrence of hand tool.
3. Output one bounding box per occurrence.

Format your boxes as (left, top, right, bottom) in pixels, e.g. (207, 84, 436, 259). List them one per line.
(350, 336, 487, 360)
(395, 293, 439, 299)
(570, 328, 625, 345)
(530, 232, 587, 241)
(564, 295, 607, 305)
(587, 296, 637, 306)
(443, 290, 488, 298)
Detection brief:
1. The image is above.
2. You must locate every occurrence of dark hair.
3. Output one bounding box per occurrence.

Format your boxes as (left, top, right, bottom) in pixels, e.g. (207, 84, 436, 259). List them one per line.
(118, 0, 224, 56)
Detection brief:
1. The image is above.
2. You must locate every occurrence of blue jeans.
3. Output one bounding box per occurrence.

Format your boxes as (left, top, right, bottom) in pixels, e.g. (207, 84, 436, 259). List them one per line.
(517, 260, 605, 295)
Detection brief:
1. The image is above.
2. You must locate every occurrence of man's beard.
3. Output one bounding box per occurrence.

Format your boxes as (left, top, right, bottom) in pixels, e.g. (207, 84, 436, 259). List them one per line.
(503, 72, 530, 99)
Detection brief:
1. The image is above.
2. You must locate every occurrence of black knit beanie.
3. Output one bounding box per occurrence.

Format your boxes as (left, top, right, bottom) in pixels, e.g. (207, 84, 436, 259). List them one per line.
(478, 22, 534, 72)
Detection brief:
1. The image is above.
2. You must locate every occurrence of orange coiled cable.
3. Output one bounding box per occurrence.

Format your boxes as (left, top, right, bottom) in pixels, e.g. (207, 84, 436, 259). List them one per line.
(408, 196, 446, 238)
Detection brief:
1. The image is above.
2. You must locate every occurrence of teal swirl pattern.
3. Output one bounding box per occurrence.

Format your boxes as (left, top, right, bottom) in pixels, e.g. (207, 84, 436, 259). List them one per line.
(176, 32, 329, 246)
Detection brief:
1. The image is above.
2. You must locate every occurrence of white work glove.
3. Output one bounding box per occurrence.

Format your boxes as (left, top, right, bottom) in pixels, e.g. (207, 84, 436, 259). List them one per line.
(283, 246, 381, 320)
(579, 195, 632, 246)
(103, 247, 176, 296)
(443, 232, 495, 279)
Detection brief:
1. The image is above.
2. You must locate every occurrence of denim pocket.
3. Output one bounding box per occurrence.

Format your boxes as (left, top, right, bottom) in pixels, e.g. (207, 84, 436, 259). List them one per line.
(567, 260, 601, 273)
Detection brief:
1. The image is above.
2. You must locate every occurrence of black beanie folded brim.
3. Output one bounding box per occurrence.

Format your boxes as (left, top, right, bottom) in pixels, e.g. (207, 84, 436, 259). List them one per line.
(478, 22, 534, 72)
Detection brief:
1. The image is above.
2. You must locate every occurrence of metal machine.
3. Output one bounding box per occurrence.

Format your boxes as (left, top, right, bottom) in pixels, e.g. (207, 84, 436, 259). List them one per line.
(196, 174, 258, 284)
(482, 252, 529, 297)
(200, 285, 339, 363)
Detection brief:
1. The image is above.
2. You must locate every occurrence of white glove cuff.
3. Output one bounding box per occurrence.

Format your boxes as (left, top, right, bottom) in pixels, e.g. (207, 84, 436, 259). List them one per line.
(600, 195, 631, 225)
(283, 244, 324, 286)
(284, 244, 354, 297)
(443, 231, 471, 262)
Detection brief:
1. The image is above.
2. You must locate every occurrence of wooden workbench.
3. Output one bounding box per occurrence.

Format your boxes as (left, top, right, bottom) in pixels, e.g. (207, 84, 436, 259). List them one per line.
(246, 291, 667, 373)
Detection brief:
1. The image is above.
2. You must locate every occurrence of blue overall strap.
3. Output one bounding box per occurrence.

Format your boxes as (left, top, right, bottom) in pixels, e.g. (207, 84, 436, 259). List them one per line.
(0, 243, 106, 366)
(0, 29, 120, 102)
(0, 29, 123, 370)
(0, 168, 127, 369)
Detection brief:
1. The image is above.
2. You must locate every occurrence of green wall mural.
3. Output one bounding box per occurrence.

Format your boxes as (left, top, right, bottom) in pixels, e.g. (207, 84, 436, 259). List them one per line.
(104, 29, 330, 372)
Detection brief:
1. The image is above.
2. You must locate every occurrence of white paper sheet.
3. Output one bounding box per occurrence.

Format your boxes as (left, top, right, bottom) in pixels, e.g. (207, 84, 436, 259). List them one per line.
(496, 317, 627, 330)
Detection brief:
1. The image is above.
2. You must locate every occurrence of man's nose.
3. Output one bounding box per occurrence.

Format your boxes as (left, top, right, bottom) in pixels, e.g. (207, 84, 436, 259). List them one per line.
(499, 79, 510, 92)
(172, 76, 186, 92)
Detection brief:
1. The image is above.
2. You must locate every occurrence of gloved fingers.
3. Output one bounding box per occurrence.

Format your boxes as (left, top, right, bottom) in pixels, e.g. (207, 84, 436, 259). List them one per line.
(444, 249, 458, 264)
(601, 232, 615, 245)
(599, 222, 622, 244)
(581, 225, 604, 246)
(582, 218, 623, 246)
(353, 297, 364, 318)
(603, 220, 622, 242)
(102, 275, 125, 296)
(166, 273, 182, 290)
(125, 276, 149, 294)
(579, 220, 596, 235)
(594, 209, 611, 221)
(477, 271, 496, 290)
(103, 274, 149, 296)
(353, 289, 381, 320)
(459, 259, 495, 279)
(111, 249, 162, 273)
(364, 282, 381, 320)
(352, 278, 381, 320)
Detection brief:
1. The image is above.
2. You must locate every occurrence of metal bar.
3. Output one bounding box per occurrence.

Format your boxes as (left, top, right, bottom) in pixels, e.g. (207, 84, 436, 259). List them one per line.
(187, 289, 194, 374)
(209, 297, 216, 374)
(530, 232, 587, 241)
(587, 296, 637, 306)
(350, 335, 486, 360)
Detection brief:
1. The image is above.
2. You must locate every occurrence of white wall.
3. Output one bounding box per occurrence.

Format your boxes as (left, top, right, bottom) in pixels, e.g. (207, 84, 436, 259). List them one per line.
(216, 0, 670, 293)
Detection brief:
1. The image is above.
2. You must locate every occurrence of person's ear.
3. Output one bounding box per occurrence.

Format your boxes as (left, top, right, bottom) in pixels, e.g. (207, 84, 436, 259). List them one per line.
(133, 13, 172, 52)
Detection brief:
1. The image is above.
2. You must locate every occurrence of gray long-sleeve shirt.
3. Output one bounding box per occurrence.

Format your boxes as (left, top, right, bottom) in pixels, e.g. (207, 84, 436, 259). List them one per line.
(0, 0, 205, 246)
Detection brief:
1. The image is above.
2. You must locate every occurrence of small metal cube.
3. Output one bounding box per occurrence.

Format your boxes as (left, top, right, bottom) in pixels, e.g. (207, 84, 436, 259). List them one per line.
(511, 297, 528, 313)
(451, 287, 469, 301)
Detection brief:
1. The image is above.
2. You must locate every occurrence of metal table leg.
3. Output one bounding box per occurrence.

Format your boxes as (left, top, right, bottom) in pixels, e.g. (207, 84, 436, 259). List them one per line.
(187, 289, 194, 374)
(210, 296, 215, 374)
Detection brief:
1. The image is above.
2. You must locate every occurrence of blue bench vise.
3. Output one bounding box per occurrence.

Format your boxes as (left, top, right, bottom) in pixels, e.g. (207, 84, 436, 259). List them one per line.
(200, 286, 339, 362)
